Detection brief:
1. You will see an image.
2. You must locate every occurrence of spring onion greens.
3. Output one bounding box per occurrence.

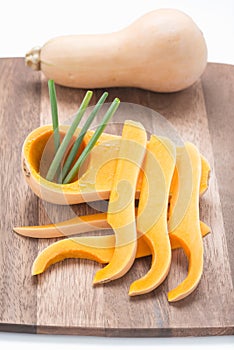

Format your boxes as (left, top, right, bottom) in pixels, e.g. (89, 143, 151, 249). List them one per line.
(45, 81, 120, 184)
(46, 90, 93, 182)
(58, 91, 109, 183)
(48, 80, 60, 153)
(63, 98, 120, 184)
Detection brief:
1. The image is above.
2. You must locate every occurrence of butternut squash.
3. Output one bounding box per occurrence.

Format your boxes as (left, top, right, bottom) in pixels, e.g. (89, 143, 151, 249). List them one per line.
(93, 121, 147, 284)
(25, 9, 207, 93)
(129, 136, 175, 296)
(22, 125, 210, 205)
(167, 142, 204, 302)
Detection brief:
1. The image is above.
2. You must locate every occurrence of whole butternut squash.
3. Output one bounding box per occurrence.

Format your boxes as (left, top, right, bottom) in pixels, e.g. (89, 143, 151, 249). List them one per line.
(25, 9, 207, 92)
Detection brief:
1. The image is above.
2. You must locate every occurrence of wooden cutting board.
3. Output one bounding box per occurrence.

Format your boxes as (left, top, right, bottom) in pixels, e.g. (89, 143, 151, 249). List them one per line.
(0, 58, 233, 336)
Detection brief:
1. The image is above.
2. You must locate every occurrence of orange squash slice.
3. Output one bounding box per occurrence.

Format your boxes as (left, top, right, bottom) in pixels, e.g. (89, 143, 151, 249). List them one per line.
(93, 121, 147, 284)
(167, 142, 204, 302)
(129, 136, 176, 296)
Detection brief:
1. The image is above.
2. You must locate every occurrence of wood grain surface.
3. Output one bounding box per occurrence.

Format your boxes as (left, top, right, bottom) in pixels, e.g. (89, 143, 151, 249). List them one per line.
(0, 58, 233, 336)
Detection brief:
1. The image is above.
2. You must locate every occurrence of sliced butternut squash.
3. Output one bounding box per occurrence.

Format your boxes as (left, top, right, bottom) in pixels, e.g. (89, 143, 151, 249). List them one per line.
(31, 223, 210, 277)
(129, 136, 176, 296)
(167, 142, 203, 302)
(22, 125, 210, 205)
(15, 146, 210, 240)
(31, 222, 210, 276)
(30, 140, 210, 278)
(93, 120, 147, 284)
(17, 139, 210, 238)
(31, 223, 211, 276)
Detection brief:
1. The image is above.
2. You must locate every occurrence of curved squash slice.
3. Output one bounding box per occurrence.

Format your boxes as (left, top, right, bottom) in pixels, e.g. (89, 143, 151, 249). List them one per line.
(14, 212, 110, 238)
(93, 120, 147, 284)
(129, 136, 176, 296)
(32, 236, 114, 275)
(32, 235, 151, 276)
(167, 142, 203, 302)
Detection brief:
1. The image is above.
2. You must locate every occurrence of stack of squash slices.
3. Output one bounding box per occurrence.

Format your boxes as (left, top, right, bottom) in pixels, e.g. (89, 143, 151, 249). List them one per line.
(14, 120, 211, 303)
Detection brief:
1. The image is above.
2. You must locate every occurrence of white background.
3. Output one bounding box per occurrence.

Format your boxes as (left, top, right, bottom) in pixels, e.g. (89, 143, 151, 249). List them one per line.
(1, 0, 234, 64)
(0, 0, 233, 349)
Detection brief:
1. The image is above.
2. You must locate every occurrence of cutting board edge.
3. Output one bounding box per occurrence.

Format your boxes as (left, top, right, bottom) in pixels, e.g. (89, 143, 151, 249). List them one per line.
(35, 325, 234, 337)
(0, 322, 36, 334)
(0, 322, 233, 337)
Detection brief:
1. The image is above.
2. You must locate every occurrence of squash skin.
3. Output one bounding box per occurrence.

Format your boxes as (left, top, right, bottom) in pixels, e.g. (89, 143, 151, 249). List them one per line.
(34, 9, 207, 92)
(168, 142, 204, 302)
(129, 136, 176, 296)
(93, 121, 147, 284)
